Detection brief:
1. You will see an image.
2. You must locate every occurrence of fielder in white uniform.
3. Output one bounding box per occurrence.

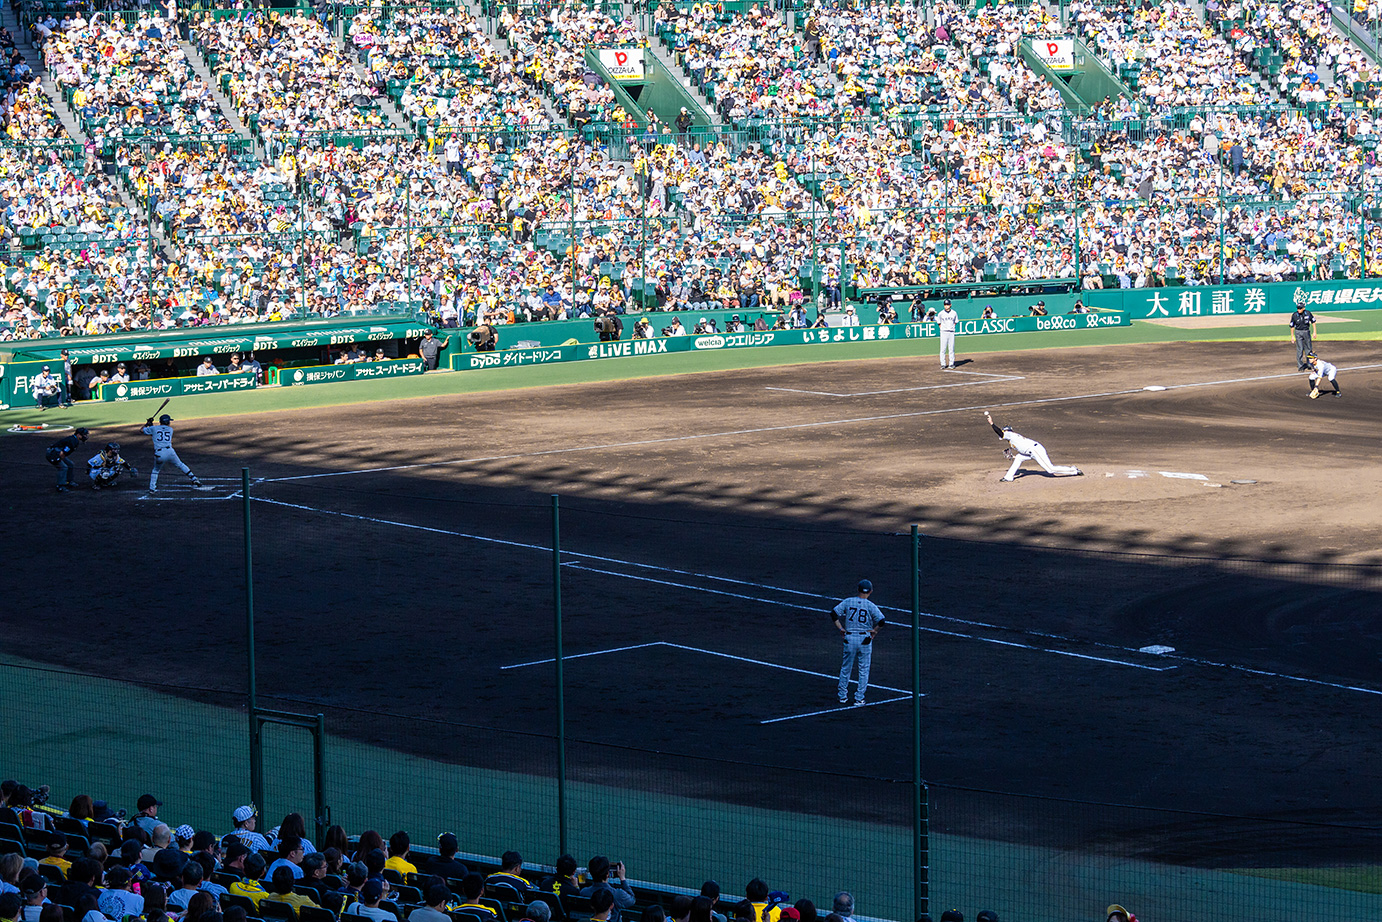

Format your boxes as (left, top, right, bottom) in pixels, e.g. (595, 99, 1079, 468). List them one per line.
(985, 411, 1082, 481)
(142, 413, 203, 492)
(1305, 353, 1341, 398)
(832, 579, 884, 706)
(937, 300, 959, 369)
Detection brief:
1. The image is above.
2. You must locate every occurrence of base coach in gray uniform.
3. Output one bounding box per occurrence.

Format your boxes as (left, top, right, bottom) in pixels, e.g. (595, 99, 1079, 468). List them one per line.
(832, 580, 884, 706)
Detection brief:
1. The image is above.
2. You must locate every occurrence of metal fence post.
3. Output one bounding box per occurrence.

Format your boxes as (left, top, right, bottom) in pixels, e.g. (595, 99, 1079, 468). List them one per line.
(553, 494, 568, 857)
(912, 524, 928, 919)
(314, 712, 328, 845)
(244, 468, 264, 813)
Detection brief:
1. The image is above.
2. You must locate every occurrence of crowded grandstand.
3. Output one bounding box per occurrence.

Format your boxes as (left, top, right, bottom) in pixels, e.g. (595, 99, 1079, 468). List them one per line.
(0, 0, 1380, 344)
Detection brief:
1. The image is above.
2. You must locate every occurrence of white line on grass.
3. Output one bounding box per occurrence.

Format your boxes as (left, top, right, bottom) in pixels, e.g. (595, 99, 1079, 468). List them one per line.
(260, 363, 1382, 485)
(761, 696, 913, 725)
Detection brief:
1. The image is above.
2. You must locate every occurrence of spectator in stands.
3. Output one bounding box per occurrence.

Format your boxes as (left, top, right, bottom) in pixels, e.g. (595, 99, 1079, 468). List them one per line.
(688, 897, 714, 922)
(0, 894, 24, 922)
(343, 879, 395, 922)
(55, 860, 100, 912)
(0, 855, 20, 896)
(745, 881, 778, 922)
(36, 907, 59, 922)
(830, 894, 854, 922)
(299, 854, 327, 892)
(140, 824, 170, 864)
(168, 862, 207, 911)
(220, 842, 250, 878)
(521, 902, 550, 922)
(425, 835, 467, 881)
(407, 883, 451, 922)
(175, 826, 196, 853)
(38, 833, 70, 877)
(485, 852, 529, 896)
(227, 806, 272, 853)
(588, 890, 616, 922)
(227, 855, 269, 909)
(700, 883, 724, 922)
(580, 859, 633, 922)
(323, 826, 349, 857)
(279, 815, 316, 855)
(17, 876, 47, 922)
(321, 848, 346, 878)
(117, 841, 152, 885)
(179, 891, 216, 922)
(384, 833, 416, 877)
(363, 849, 388, 883)
(194, 854, 225, 902)
(263, 867, 321, 914)
(339, 862, 368, 901)
(354, 832, 385, 865)
(267, 837, 305, 882)
(131, 796, 162, 838)
(456, 875, 496, 921)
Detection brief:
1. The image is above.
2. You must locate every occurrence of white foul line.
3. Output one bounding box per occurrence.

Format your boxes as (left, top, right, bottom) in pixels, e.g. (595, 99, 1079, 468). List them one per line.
(246, 487, 1382, 695)
(761, 696, 913, 725)
(765, 371, 1024, 398)
(501, 640, 912, 695)
(259, 362, 1382, 486)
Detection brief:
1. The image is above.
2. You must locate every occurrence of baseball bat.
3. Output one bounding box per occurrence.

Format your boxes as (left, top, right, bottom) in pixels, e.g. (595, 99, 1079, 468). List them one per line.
(151, 398, 171, 418)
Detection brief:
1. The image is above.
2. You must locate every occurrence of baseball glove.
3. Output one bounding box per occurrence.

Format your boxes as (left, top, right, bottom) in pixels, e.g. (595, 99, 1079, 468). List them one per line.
(1002, 448, 1015, 459)
(1309, 389, 1320, 399)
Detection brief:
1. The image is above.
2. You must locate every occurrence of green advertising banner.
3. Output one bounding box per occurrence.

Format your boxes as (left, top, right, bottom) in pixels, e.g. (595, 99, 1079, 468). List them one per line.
(1, 359, 69, 409)
(457, 311, 1128, 370)
(280, 358, 428, 386)
(99, 372, 260, 402)
(1083, 279, 1382, 318)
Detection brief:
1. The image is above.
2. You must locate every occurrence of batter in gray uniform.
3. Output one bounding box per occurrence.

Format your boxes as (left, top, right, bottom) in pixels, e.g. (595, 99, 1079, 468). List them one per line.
(832, 580, 884, 706)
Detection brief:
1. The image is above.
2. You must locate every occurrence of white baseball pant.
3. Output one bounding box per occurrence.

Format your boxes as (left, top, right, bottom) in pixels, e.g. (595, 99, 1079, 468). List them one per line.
(1004, 442, 1080, 480)
(151, 449, 192, 490)
(939, 330, 955, 366)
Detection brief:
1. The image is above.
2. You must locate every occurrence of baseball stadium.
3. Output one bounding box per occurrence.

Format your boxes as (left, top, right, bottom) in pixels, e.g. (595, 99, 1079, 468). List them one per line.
(2, 0, 1382, 921)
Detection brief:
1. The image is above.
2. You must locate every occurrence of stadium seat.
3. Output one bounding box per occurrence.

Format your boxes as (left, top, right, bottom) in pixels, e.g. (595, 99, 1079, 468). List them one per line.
(300, 907, 337, 922)
(259, 901, 297, 920)
(224, 894, 260, 915)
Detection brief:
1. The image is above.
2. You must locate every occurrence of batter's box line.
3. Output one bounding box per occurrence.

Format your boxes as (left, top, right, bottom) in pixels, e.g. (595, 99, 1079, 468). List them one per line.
(761, 695, 913, 725)
(765, 371, 1025, 398)
(501, 639, 913, 698)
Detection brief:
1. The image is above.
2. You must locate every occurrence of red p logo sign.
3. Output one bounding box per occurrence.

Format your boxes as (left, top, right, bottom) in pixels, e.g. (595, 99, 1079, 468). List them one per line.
(615, 51, 629, 66)
(1046, 42, 1059, 56)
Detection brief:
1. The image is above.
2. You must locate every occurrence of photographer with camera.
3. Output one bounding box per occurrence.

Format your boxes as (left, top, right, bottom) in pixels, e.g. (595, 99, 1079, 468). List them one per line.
(662, 317, 686, 337)
(593, 308, 623, 342)
(631, 318, 654, 339)
(693, 317, 718, 335)
(467, 324, 497, 352)
(579, 857, 634, 922)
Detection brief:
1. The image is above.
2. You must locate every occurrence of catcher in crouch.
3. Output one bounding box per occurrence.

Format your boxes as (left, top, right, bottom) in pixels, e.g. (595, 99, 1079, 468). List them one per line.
(984, 411, 1083, 482)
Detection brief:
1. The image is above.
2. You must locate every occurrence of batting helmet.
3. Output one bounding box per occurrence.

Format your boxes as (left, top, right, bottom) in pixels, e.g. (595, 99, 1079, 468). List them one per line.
(75, 427, 89, 439)
(105, 442, 120, 453)
(1305, 352, 1318, 362)
(159, 414, 172, 424)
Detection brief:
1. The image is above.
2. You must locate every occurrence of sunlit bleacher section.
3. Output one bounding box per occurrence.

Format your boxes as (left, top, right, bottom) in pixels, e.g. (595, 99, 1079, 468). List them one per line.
(3, 0, 1382, 345)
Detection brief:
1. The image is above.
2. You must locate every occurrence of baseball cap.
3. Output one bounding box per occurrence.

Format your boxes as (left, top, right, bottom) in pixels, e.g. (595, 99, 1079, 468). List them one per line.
(175, 825, 195, 841)
(943, 298, 952, 305)
(779, 910, 800, 921)
(41, 365, 49, 371)
(1106, 906, 1133, 922)
(857, 579, 873, 593)
(939, 913, 963, 922)
(232, 805, 256, 822)
(361, 880, 385, 901)
(224, 842, 250, 862)
(137, 794, 161, 810)
(976, 913, 998, 922)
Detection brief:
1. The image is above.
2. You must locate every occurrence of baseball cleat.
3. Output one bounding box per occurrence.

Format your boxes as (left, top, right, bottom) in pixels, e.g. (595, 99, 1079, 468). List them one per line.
(56, 485, 69, 493)
(1073, 469, 1084, 476)
(853, 700, 865, 707)
(1000, 476, 1015, 482)
(838, 698, 848, 705)
(1333, 391, 1342, 397)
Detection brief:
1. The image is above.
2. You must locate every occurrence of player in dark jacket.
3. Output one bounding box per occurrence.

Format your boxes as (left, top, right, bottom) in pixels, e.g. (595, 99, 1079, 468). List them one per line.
(45, 427, 89, 492)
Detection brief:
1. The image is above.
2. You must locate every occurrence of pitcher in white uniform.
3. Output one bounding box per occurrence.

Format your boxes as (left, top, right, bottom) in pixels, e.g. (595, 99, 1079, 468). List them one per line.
(937, 299, 959, 369)
(984, 411, 1082, 481)
(142, 413, 203, 492)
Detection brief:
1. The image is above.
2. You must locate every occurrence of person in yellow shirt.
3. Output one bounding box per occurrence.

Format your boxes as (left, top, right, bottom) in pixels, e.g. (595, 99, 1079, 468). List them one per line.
(484, 852, 529, 898)
(38, 834, 71, 877)
(228, 855, 271, 908)
(745, 880, 780, 922)
(261, 867, 323, 914)
(383, 832, 417, 878)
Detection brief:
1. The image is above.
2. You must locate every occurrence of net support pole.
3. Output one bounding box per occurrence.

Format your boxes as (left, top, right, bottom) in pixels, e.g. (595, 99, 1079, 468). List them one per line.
(553, 494, 568, 856)
(912, 524, 928, 919)
(244, 467, 264, 812)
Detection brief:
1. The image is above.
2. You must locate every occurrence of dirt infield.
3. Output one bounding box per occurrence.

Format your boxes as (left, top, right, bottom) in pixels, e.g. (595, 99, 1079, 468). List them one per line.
(4, 339, 1381, 866)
